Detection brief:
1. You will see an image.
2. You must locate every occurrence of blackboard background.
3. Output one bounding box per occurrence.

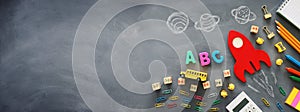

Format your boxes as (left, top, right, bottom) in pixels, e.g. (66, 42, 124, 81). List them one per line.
(1, 0, 300, 112)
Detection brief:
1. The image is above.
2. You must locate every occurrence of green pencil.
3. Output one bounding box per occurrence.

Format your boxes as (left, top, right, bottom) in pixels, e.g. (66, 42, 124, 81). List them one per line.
(289, 76, 300, 82)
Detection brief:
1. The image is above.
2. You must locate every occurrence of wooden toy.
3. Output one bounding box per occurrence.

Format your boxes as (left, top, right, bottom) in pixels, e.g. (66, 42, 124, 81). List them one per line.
(152, 82, 161, 91)
(215, 79, 223, 87)
(262, 5, 272, 19)
(177, 77, 185, 85)
(285, 87, 300, 111)
(163, 76, 172, 84)
(223, 69, 231, 78)
(228, 83, 235, 91)
(155, 103, 165, 108)
(186, 50, 196, 64)
(250, 25, 259, 34)
(202, 81, 211, 89)
(221, 90, 228, 98)
(190, 84, 198, 92)
(228, 30, 271, 82)
(212, 50, 224, 63)
(263, 26, 275, 39)
(276, 59, 283, 66)
(199, 52, 211, 66)
(261, 98, 270, 107)
(180, 69, 207, 81)
(274, 42, 286, 53)
(256, 37, 264, 45)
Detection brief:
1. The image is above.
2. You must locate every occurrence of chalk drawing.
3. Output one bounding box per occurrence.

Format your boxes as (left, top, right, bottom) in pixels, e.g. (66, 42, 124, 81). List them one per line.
(253, 70, 274, 97)
(166, 12, 189, 34)
(194, 13, 220, 32)
(231, 6, 256, 24)
(272, 72, 277, 85)
(247, 84, 260, 93)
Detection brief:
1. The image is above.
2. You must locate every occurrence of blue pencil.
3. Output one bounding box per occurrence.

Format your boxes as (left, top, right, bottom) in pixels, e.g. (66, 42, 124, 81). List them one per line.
(285, 54, 300, 68)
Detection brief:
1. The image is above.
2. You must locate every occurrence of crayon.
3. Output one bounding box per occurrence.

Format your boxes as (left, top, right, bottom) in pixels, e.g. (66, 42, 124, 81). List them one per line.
(285, 55, 300, 68)
(286, 67, 300, 77)
(290, 76, 300, 83)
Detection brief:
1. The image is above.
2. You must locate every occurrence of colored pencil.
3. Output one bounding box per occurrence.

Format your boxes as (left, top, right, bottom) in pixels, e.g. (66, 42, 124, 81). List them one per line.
(277, 29, 300, 54)
(275, 20, 300, 54)
(289, 76, 300, 83)
(275, 20, 300, 46)
(285, 54, 300, 68)
(277, 26, 300, 50)
(286, 67, 300, 77)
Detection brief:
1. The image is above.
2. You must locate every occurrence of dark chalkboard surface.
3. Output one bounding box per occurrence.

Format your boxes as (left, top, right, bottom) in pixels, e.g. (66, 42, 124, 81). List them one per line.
(1, 0, 300, 112)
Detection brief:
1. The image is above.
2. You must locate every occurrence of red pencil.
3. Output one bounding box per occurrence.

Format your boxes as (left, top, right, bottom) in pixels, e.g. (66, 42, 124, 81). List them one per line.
(286, 67, 300, 77)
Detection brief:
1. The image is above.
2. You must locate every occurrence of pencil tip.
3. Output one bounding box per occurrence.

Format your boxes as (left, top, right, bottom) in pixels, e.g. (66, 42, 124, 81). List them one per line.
(276, 26, 280, 29)
(275, 20, 278, 23)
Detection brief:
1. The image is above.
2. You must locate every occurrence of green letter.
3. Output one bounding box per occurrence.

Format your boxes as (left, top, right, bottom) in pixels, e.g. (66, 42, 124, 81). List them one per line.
(186, 50, 196, 64)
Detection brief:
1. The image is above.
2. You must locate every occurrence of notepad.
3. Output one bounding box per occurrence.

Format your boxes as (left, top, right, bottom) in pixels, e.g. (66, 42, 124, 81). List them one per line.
(285, 87, 300, 111)
(277, 0, 300, 29)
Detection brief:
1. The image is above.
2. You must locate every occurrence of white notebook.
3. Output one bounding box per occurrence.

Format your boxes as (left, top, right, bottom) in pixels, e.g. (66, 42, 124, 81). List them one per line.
(277, 0, 300, 29)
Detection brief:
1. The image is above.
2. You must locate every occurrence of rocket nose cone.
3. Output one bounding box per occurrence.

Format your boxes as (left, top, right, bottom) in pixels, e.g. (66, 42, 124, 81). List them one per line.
(228, 30, 247, 49)
(228, 30, 239, 44)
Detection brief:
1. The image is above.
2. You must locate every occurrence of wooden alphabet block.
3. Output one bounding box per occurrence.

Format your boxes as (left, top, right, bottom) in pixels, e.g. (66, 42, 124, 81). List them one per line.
(215, 79, 223, 87)
(152, 82, 161, 91)
(202, 81, 211, 89)
(190, 84, 198, 92)
(223, 69, 231, 78)
(178, 77, 185, 85)
(250, 25, 259, 34)
(164, 76, 172, 85)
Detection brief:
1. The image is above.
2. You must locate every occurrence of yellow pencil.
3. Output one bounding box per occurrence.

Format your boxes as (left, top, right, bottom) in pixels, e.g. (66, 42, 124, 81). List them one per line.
(277, 29, 300, 54)
(277, 26, 300, 50)
(275, 20, 300, 47)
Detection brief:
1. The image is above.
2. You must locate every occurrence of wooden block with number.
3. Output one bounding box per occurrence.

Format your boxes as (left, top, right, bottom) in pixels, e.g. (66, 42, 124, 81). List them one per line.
(250, 25, 259, 34)
(152, 82, 161, 91)
(202, 81, 211, 89)
(190, 84, 198, 92)
(164, 76, 172, 85)
(223, 69, 231, 78)
(178, 77, 185, 85)
(215, 79, 223, 87)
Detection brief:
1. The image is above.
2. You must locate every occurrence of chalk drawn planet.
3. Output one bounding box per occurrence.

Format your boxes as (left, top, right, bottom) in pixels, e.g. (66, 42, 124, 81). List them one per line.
(231, 6, 256, 24)
(194, 13, 220, 32)
(166, 12, 189, 34)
